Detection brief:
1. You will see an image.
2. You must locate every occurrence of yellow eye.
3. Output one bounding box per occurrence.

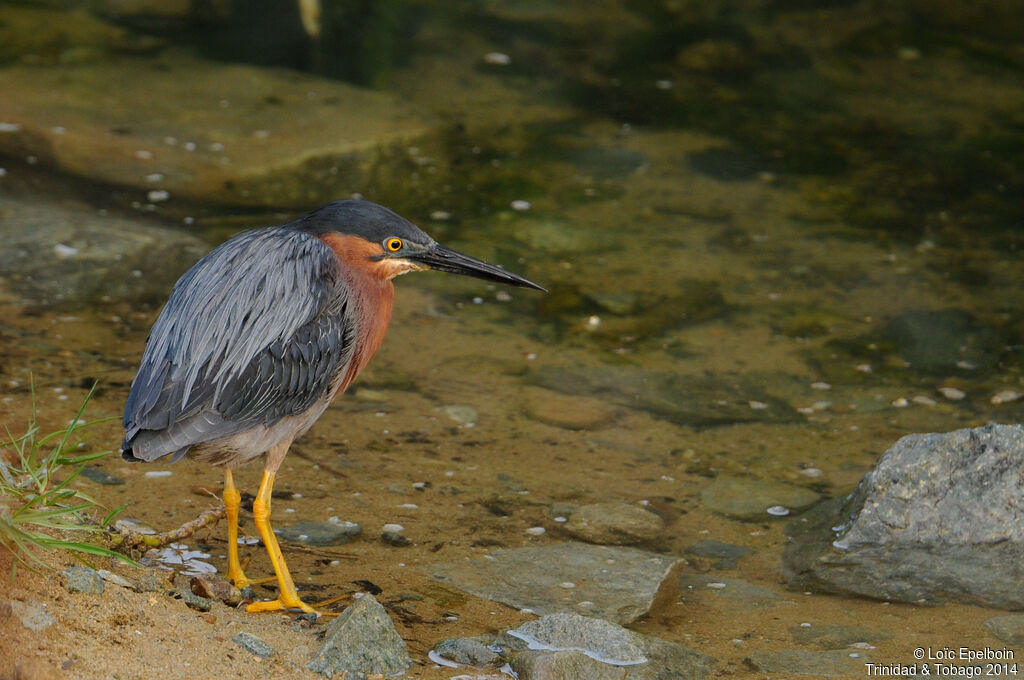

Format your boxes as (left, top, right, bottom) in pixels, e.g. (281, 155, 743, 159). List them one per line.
(385, 237, 403, 252)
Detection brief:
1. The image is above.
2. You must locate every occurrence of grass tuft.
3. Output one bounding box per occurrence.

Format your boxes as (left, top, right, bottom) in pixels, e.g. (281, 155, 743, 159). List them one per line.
(0, 380, 136, 573)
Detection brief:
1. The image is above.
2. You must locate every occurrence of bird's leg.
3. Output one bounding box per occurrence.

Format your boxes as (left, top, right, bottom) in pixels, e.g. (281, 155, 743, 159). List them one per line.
(223, 468, 252, 588)
(247, 438, 315, 614)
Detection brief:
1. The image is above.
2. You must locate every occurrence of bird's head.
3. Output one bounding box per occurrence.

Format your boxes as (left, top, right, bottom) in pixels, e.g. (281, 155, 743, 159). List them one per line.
(293, 200, 546, 291)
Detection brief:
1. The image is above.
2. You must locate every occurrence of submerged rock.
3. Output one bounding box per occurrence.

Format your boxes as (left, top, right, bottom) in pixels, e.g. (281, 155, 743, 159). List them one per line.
(745, 649, 869, 676)
(788, 624, 892, 649)
(678, 575, 783, 611)
(429, 543, 680, 624)
(275, 520, 361, 546)
(307, 594, 412, 677)
(984, 615, 1024, 646)
(527, 366, 801, 428)
(0, 59, 436, 209)
(0, 195, 207, 306)
(700, 476, 821, 521)
(783, 424, 1024, 608)
(506, 613, 715, 680)
(563, 503, 665, 545)
(684, 539, 753, 569)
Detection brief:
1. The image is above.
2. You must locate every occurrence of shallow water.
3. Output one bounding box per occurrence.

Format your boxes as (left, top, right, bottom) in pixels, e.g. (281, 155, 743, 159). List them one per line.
(1, 0, 1023, 676)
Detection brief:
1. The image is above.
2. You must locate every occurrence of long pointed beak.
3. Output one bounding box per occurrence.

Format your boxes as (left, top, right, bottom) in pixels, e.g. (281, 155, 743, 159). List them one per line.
(411, 244, 547, 292)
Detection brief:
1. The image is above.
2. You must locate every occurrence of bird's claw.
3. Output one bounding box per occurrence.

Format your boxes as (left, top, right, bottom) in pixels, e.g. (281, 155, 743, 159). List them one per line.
(246, 597, 317, 614)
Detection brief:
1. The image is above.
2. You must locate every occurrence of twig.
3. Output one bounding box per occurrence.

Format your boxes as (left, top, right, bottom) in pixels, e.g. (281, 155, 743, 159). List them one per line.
(112, 504, 226, 554)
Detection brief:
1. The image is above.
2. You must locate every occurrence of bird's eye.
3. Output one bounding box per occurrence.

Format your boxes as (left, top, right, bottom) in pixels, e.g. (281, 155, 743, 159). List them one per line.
(385, 237, 403, 252)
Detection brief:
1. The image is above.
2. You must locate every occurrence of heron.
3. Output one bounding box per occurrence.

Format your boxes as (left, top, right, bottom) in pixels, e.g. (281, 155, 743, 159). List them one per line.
(121, 200, 545, 613)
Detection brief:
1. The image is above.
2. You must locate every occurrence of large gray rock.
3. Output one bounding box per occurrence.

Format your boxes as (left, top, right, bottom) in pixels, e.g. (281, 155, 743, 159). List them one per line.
(429, 543, 680, 624)
(506, 613, 715, 680)
(783, 424, 1024, 608)
(307, 594, 412, 678)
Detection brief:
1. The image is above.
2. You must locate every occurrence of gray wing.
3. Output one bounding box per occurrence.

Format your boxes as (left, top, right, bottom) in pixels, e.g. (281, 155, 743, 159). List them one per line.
(122, 227, 354, 462)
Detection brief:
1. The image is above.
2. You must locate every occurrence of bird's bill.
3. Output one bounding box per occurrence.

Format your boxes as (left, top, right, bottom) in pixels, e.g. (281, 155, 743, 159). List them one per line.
(411, 244, 547, 291)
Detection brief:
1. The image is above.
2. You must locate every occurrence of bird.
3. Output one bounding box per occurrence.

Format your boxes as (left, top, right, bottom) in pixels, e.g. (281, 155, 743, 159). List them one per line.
(121, 200, 545, 613)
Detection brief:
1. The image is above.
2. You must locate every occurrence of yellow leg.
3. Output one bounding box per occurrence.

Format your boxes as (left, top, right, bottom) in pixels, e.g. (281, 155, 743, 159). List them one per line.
(246, 439, 315, 614)
(223, 468, 251, 588)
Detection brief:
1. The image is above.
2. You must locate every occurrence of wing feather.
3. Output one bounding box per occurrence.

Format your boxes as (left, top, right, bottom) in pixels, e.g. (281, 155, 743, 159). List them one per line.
(122, 227, 354, 462)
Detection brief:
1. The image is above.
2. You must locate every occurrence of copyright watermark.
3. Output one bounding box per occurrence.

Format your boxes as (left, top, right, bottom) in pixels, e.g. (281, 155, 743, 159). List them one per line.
(866, 647, 1017, 677)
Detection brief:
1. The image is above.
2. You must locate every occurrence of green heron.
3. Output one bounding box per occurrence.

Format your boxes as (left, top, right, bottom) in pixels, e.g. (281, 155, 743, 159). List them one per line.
(122, 200, 544, 613)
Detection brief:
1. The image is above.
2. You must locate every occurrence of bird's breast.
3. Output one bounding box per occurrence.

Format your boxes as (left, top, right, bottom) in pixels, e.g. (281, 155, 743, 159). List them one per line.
(316, 234, 396, 396)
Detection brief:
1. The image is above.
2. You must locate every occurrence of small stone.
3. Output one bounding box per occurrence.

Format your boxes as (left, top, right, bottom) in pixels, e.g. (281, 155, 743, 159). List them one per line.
(190, 574, 243, 606)
(484, 52, 512, 65)
(79, 465, 124, 485)
(97, 570, 135, 590)
(276, 520, 361, 546)
(382, 531, 411, 546)
(938, 386, 966, 400)
(232, 632, 275, 658)
(991, 390, 1020, 405)
(64, 566, 104, 595)
(438, 405, 477, 426)
(433, 637, 500, 666)
(137, 567, 175, 593)
(563, 503, 664, 545)
(173, 573, 213, 612)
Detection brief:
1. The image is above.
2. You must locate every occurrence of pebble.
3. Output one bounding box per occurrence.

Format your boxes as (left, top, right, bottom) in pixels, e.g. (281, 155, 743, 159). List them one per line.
(382, 530, 411, 546)
(190, 574, 243, 606)
(64, 566, 104, 595)
(173, 573, 213, 612)
(563, 503, 664, 545)
(438, 405, 477, 427)
(97, 570, 136, 590)
(484, 52, 512, 65)
(232, 632, 276, 658)
(992, 390, 1020, 405)
(938, 386, 966, 400)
